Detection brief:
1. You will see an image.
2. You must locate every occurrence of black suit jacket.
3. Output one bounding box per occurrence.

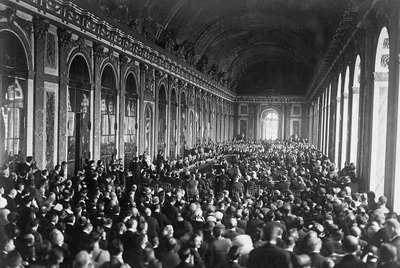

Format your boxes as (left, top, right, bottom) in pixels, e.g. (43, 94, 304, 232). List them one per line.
(5, 195, 17, 212)
(334, 254, 366, 268)
(247, 243, 292, 268)
(308, 252, 330, 268)
(390, 236, 400, 262)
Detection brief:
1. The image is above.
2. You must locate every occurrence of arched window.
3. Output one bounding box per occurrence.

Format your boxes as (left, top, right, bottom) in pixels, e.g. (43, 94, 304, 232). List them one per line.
(0, 32, 28, 165)
(124, 73, 137, 165)
(261, 110, 279, 140)
(67, 55, 91, 176)
(341, 66, 350, 168)
(335, 74, 342, 166)
(350, 56, 361, 167)
(325, 84, 332, 156)
(100, 65, 117, 165)
(370, 27, 389, 198)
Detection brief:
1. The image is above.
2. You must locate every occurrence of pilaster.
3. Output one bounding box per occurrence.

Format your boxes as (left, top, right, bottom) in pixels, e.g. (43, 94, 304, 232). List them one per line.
(33, 17, 49, 169)
(57, 27, 71, 164)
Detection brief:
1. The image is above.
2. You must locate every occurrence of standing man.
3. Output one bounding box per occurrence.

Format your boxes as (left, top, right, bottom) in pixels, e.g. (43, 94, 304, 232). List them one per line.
(247, 222, 292, 268)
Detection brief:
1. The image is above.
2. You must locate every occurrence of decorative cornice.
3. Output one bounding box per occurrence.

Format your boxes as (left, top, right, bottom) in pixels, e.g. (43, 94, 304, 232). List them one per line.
(14, 0, 235, 101)
(306, 0, 377, 102)
(235, 95, 306, 104)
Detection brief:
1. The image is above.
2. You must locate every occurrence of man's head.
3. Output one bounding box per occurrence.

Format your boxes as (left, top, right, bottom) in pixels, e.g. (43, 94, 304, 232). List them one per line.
(384, 219, 400, 239)
(378, 196, 388, 206)
(263, 222, 280, 243)
(305, 232, 322, 253)
(342, 235, 359, 254)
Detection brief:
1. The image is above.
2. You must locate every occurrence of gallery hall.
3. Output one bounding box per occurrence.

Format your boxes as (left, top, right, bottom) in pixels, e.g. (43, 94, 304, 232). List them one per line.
(1, 0, 400, 267)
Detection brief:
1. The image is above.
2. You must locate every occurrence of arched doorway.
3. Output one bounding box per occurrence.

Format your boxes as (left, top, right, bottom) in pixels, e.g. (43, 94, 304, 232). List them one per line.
(169, 89, 177, 159)
(261, 109, 279, 140)
(341, 66, 350, 168)
(350, 55, 361, 166)
(370, 27, 389, 198)
(124, 73, 138, 167)
(0, 31, 28, 168)
(100, 65, 118, 167)
(144, 104, 153, 157)
(180, 92, 187, 157)
(67, 55, 91, 176)
(157, 84, 167, 154)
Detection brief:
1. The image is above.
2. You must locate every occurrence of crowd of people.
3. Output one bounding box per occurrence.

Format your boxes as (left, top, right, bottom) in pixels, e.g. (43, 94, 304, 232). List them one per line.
(0, 139, 399, 268)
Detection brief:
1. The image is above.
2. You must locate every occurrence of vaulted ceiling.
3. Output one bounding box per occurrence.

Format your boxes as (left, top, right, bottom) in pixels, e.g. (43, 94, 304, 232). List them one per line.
(88, 0, 350, 95)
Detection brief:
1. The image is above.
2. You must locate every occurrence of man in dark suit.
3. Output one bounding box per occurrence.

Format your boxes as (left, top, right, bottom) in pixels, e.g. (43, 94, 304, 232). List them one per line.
(385, 219, 400, 261)
(334, 235, 366, 268)
(247, 222, 292, 268)
(18, 156, 34, 174)
(305, 232, 331, 268)
(144, 207, 160, 240)
(152, 204, 170, 231)
(130, 157, 142, 183)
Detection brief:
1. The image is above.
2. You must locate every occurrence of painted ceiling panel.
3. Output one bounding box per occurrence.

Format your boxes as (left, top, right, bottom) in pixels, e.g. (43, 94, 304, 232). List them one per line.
(87, 0, 349, 95)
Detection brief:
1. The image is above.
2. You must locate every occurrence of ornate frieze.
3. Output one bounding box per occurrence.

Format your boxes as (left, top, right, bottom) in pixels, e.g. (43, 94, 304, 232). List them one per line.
(14, 0, 235, 101)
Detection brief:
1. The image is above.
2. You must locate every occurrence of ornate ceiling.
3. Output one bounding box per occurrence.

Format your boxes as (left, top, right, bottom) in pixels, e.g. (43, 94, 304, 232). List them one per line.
(81, 0, 350, 95)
